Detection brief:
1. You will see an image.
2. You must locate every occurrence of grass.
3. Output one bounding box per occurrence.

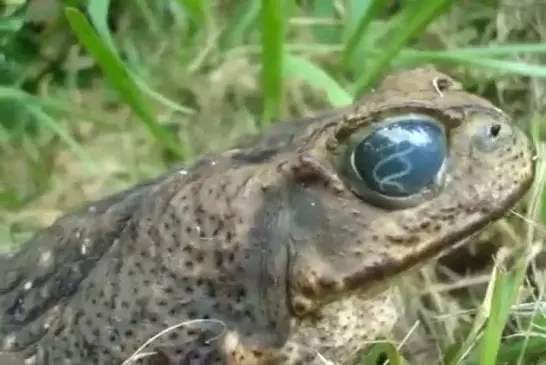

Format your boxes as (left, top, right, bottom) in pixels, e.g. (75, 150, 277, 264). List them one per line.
(2, 0, 546, 364)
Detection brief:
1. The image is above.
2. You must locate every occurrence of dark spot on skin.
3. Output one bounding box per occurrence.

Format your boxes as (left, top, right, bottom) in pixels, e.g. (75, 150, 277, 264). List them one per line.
(227, 252, 236, 263)
(419, 221, 431, 230)
(317, 277, 337, 291)
(292, 300, 309, 315)
(231, 147, 280, 165)
(195, 251, 205, 263)
(386, 235, 406, 244)
(300, 284, 316, 297)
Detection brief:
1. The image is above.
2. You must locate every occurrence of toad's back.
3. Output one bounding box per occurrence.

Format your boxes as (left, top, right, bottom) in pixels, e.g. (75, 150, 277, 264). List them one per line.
(0, 68, 536, 365)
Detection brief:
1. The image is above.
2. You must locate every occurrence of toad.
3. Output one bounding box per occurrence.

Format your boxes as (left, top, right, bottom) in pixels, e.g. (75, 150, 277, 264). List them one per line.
(0, 67, 536, 364)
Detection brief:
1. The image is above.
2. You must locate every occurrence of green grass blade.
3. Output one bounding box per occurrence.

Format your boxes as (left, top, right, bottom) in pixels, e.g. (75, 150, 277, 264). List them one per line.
(65, 7, 187, 159)
(340, 0, 385, 70)
(444, 244, 537, 365)
(25, 104, 96, 171)
(2, 0, 25, 18)
(174, 0, 206, 26)
(283, 53, 352, 107)
(494, 334, 546, 365)
(476, 262, 528, 365)
(132, 79, 195, 116)
(443, 264, 499, 365)
(450, 58, 546, 78)
(0, 188, 24, 209)
(133, 0, 163, 36)
(525, 125, 546, 236)
(359, 341, 406, 365)
(0, 15, 25, 32)
(352, 0, 454, 97)
(399, 51, 546, 78)
(307, 0, 340, 45)
(260, 0, 286, 123)
(0, 86, 117, 129)
(86, 0, 117, 53)
(457, 59, 544, 79)
(220, 0, 261, 49)
(530, 119, 546, 223)
(403, 43, 546, 59)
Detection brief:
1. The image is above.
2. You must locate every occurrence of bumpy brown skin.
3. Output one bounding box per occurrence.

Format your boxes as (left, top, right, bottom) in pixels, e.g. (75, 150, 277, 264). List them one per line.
(0, 68, 536, 365)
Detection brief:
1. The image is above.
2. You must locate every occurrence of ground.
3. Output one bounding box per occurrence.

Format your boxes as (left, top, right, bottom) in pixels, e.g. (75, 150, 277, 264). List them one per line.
(1, 1, 546, 364)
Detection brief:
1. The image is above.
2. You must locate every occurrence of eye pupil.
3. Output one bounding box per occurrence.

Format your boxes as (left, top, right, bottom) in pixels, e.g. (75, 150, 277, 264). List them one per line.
(490, 124, 501, 137)
(351, 118, 446, 198)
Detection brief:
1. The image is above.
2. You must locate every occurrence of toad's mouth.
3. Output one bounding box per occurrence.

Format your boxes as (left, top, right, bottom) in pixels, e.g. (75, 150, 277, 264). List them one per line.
(342, 177, 534, 292)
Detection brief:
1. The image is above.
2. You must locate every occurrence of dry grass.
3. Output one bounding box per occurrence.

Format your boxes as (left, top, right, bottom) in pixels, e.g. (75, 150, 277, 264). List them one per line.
(2, 0, 546, 363)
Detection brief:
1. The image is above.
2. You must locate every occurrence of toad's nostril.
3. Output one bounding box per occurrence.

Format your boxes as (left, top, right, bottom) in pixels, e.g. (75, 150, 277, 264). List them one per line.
(490, 124, 501, 137)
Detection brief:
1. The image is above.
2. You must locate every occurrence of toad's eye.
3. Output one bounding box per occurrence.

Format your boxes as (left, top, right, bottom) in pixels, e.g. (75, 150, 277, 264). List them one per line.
(350, 118, 447, 198)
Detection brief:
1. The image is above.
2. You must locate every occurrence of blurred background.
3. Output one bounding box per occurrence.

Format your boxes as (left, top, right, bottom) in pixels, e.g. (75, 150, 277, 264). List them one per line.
(1, 0, 546, 364)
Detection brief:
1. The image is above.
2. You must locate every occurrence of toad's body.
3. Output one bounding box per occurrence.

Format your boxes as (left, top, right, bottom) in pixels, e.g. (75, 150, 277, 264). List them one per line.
(0, 68, 536, 364)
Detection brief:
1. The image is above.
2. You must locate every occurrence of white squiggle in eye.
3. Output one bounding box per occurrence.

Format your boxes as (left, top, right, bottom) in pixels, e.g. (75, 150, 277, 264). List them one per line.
(350, 117, 446, 199)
